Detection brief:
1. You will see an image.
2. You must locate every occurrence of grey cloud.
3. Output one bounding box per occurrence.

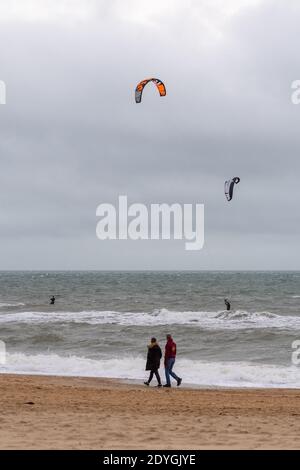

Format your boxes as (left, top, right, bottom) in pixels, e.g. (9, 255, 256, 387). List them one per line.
(0, 0, 300, 269)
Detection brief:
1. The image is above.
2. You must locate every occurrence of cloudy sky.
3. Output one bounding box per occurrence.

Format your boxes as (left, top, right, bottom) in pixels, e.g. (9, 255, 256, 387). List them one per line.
(0, 0, 300, 270)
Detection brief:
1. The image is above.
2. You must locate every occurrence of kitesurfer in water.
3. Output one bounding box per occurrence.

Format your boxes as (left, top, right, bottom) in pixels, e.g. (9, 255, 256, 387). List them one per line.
(224, 298, 231, 311)
(50, 296, 55, 305)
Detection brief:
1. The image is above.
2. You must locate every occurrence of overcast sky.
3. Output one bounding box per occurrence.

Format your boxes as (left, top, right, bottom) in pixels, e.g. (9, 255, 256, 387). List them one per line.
(0, 0, 300, 270)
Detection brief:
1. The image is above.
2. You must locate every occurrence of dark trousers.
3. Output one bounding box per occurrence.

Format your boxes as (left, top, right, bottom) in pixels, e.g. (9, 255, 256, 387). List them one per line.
(148, 369, 161, 385)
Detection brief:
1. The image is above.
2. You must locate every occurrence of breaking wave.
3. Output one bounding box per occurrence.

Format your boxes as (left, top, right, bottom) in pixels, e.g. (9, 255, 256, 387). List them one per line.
(0, 308, 300, 330)
(1, 352, 300, 388)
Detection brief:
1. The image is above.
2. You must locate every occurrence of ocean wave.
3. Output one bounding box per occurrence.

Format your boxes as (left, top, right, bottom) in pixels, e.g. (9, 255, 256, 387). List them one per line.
(0, 308, 300, 330)
(215, 310, 277, 320)
(0, 302, 25, 308)
(1, 352, 300, 388)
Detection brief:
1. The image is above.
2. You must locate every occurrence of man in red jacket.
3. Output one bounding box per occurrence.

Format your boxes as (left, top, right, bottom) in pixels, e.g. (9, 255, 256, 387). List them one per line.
(163, 334, 182, 388)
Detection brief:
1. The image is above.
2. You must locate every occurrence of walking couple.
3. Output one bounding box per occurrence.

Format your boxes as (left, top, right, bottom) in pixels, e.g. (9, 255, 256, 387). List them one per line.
(144, 334, 182, 388)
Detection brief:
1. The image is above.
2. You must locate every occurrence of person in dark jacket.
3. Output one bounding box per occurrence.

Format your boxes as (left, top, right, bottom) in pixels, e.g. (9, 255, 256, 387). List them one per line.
(144, 337, 162, 387)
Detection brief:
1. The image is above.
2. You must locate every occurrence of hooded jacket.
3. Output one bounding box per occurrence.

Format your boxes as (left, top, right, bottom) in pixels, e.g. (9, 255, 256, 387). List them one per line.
(165, 338, 177, 362)
(145, 342, 162, 371)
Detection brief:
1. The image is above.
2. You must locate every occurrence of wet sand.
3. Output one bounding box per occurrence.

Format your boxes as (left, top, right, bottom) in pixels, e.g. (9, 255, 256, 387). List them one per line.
(0, 374, 300, 449)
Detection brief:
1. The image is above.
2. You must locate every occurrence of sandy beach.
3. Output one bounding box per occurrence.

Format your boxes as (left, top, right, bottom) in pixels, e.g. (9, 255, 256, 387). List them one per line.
(0, 374, 299, 449)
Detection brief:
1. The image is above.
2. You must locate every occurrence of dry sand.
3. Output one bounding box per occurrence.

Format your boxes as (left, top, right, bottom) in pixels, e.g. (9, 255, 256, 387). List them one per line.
(0, 374, 300, 449)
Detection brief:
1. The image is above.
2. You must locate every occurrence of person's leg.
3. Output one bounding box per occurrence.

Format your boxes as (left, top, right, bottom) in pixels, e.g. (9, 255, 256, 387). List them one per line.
(165, 361, 171, 386)
(148, 371, 154, 383)
(154, 370, 162, 386)
(168, 358, 182, 385)
(144, 370, 154, 385)
(168, 358, 178, 381)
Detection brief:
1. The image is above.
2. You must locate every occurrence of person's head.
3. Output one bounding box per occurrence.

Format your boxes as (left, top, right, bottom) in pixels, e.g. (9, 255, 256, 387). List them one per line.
(166, 334, 172, 341)
(151, 337, 157, 344)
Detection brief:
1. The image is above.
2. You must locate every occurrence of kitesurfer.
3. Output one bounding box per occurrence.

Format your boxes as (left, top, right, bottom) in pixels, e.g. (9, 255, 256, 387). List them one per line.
(50, 296, 55, 305)
(224, 298, 231, 311)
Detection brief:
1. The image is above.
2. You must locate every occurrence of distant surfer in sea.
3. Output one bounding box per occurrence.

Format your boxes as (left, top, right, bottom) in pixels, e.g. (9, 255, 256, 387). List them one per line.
(224, 298, 231, 311)
(50, 296, 55, 305)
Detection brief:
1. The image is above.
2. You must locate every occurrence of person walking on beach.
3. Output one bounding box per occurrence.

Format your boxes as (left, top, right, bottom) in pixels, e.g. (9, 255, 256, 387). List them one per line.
(163, 334, 182, 388)
(224, 298, 231, 311)
(144, 337, 162, 387)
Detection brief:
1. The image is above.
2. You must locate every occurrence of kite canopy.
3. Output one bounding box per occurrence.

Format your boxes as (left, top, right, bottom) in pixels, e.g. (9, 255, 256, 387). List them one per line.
(135, 78, 166, 103)
(224, 177, 240, 201)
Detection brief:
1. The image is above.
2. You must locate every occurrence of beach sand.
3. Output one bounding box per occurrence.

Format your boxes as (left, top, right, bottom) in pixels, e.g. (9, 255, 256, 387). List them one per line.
(0, 374, 300, 449)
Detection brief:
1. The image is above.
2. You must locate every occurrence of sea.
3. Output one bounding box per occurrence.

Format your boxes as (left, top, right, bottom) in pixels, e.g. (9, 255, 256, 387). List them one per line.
(1, 271, 300, 388)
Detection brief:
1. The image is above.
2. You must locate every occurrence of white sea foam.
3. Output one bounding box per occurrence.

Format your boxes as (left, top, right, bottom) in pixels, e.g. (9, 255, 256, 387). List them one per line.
(1, 352, 300, 388)
(1, 308, 300, 330)
(0, 302, 25, 308)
